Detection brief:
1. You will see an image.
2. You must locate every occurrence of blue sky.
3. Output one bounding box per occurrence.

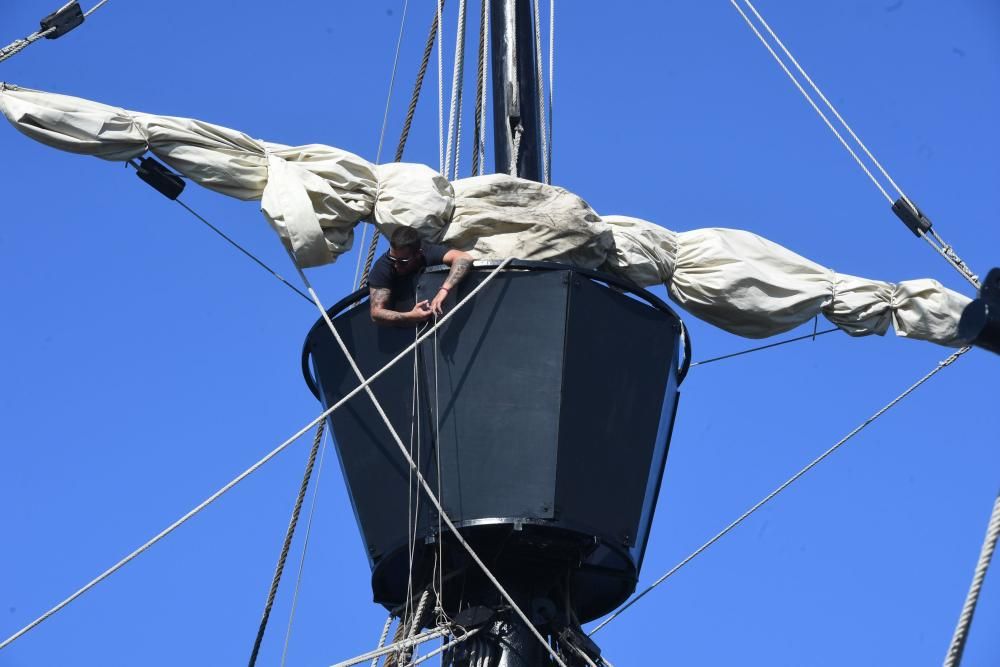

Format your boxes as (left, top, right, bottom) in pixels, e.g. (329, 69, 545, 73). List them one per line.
(1, 1, 998, 665)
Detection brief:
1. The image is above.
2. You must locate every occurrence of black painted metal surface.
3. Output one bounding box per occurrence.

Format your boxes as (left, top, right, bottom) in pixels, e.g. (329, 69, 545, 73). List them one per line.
(303, 263, 685, 622)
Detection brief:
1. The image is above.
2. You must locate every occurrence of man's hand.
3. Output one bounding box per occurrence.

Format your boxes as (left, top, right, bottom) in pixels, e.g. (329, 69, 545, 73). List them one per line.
(430, 288, 449, 316)
(408, 300, 433, 323)
(371, 288, 432, 327)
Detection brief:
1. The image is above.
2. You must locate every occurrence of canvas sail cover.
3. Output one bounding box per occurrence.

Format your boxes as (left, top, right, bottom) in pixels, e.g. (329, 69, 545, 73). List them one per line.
(0, 84, 970, 346)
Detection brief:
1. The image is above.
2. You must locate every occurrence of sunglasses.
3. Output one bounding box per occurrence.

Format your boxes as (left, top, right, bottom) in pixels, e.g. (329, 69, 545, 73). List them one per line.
(388, 250, 423, 266)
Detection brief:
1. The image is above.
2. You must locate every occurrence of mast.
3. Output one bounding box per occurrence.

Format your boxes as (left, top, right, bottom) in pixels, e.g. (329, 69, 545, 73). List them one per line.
(489, 0, 543, 181)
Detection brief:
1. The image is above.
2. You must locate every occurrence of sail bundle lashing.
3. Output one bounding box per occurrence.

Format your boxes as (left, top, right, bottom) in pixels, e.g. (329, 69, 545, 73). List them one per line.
(0, 83, 976, 349)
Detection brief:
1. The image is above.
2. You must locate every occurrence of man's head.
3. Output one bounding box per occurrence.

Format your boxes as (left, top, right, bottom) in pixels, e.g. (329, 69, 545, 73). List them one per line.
(388, 227, 424, 276)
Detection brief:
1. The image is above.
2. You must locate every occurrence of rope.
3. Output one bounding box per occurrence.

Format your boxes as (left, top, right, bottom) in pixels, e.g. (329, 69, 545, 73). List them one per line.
(8, 0, 105, 58)
(510, 124, 523, 177)
(437, 0, 445, 174)
(280, 429, 331, 667)
(397, 589, 432, 665)
(368, 615, 395, 667)
(384, 617, 410, 667)
(84, 0, 108, 16)
(566, 642, 599, 667)
(532, 0, 549, 184)
(402, 345, 425, 642)
(739, 0, 903, 199)
(396, 5, 445, 165)
(173, 200, 312, 304)
(291, 257, 568, 667)
(922, 227, 980, 290)
(431, 319, 445, 621)
(0, 27, 55, 63)
(444, 0, 468, 179)
(471, 0, 488, 176)
(0, 259, 510, 652)
(408, 626, 483, 666)
(728, 0, 893, 204)
(247, 421, 326, 667)
(331, 627, 450, 667)
(353, 0, 409, 290)
(590, 346, 970, 635)
(730, 0, 980, 290)
(943, 491, 1000, 667)
(360, 3, 444, 289)
(547, 0, 554, 180)
(376, 0, 411, 165)
(0, 0, 109, 63)
(690, 328, 839, 368)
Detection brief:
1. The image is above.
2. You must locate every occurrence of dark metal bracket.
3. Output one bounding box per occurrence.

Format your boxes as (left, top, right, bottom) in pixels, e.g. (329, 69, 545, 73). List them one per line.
(40, 1, 85, 39)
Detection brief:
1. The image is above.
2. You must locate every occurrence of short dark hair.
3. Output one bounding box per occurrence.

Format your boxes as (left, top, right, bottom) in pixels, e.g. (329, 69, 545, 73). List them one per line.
(389, 226, 421, 252)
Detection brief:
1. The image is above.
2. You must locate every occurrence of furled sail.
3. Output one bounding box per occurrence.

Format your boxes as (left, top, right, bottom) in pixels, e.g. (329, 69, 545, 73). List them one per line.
(0, 83, 970, 346)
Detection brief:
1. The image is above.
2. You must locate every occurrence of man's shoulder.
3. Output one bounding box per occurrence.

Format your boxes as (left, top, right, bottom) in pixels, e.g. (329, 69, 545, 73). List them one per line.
(422, 243, 449, 266)
(367, 253, 394, 289)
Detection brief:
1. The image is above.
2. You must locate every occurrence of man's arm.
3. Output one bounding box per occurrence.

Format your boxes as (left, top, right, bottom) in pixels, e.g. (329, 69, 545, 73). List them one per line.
(430, 250, 474, 315)
(370, 287, 433, 327)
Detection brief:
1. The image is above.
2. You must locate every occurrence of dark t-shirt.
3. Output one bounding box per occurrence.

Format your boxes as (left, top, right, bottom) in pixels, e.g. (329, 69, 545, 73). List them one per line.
(367, 243, 449, 302)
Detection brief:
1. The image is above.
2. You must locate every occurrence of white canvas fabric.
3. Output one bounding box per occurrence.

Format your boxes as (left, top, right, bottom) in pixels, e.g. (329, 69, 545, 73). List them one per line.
(0, 84, 971, 346)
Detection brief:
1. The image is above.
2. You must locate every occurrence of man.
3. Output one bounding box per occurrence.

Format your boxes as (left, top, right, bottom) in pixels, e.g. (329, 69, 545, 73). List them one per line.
(368, 227, 474, 326)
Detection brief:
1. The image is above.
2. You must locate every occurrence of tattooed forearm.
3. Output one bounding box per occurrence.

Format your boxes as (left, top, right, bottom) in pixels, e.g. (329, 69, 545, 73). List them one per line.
(370, 287, 406, 325)
(442, 258, 473, 290)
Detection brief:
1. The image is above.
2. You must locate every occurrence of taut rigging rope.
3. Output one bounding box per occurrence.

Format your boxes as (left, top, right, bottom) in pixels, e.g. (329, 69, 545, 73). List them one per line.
(690, 327, 840, 368)
(729, 0, 980, 290)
